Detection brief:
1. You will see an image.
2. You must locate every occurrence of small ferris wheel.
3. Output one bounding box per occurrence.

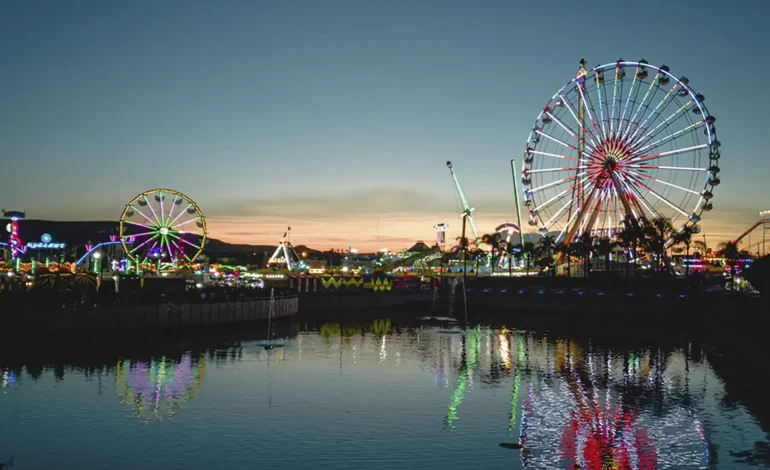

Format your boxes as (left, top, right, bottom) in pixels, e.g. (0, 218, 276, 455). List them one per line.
(119, 188, 207, 265)
(522, 59, 721, 243)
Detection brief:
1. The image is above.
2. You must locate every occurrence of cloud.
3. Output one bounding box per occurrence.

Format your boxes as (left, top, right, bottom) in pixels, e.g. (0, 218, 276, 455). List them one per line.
(200, 187, 526, 251)
(206, 187, 514, 220)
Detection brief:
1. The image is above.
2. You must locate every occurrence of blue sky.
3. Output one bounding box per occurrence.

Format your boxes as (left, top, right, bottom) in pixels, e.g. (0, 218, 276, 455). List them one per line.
(1, 0, 768, 250)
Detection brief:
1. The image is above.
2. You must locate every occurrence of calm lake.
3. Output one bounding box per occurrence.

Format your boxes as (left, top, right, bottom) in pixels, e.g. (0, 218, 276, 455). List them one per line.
(1, 319, 768, 469)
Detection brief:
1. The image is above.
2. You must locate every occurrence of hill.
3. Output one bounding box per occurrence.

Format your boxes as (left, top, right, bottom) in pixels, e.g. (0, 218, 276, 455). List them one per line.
(0, 219, 283, 255)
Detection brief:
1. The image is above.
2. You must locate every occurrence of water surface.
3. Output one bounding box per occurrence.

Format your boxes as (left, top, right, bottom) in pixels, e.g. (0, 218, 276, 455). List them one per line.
(1, 320, 768, 469)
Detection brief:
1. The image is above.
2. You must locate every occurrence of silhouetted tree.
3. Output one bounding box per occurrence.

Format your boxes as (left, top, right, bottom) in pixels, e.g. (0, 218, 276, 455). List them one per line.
(719, 241, 740, 292)
(745, 255, 770, 296)
(673, 224, 699, 276)
(642, 217, 675, 273)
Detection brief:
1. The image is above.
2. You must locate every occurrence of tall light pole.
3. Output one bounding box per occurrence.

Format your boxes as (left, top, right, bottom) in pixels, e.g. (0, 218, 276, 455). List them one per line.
(510, 160, 525, 248)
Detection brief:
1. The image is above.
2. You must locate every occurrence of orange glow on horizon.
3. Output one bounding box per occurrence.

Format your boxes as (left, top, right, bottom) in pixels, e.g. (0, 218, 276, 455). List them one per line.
(205, 210, 760, 253)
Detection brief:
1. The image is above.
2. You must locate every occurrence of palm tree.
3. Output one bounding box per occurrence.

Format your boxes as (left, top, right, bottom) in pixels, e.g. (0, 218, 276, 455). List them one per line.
(502, 239, 515, 276)
(555, 242, 573, 278)
(514, 242, 536, 276)
(471, 245, 484, 274)
(719, 241, 740, 291)
(573, 235, 595, 278)
(692, 239, 707, 258)
(641, 217, 675, 273)
(616, 215, 643, 279)
(538, 235, 556, 276)
(673, 225, 699, 276)
(594, 238, 618, 272)
(454, 235, 473, 276)
(481, 233, 504, 275)
(540, 235, 556, 257)
(744, 255, 770, 297)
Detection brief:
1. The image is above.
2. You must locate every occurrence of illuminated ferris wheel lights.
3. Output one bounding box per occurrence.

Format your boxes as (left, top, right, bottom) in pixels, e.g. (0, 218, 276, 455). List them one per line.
(522, 59, 720, 241)
(120, 189, 207, 265)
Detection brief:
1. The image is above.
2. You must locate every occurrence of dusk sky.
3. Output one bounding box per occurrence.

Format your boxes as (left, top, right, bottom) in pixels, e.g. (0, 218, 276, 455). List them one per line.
(2, 0, 768, 251)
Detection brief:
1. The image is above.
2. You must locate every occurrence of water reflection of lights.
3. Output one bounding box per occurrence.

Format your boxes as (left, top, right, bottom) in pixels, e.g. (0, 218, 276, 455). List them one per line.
(515, 341, 710, 469)
(445, 328, 480, 429)
(115, 353, 205, 421)
(2, 368, 16, 388)
(434, 330, 711, 468)
(498, 333, 511, 371)
(379, 336, 387, 363)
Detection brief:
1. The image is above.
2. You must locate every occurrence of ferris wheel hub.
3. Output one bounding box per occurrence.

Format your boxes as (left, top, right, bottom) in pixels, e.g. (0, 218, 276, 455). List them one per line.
(159, 227, 170, 236)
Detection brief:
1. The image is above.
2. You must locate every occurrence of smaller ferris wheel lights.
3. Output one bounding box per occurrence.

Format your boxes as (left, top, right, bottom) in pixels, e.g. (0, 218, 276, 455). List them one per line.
(760, 210, 770, 216)
(119, 188, 207, 265)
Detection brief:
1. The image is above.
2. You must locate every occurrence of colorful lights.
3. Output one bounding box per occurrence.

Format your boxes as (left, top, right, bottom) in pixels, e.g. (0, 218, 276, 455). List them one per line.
(523, 60, 719, 246)
(115, 353, 205, 422)
(8, 219, 22, 259)
(27, 242, 66, 249)
(119, 188, 207, 266)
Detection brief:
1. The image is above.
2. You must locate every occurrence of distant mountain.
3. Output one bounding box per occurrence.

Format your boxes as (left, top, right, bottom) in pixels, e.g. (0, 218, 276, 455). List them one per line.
(0, 219, 279, 254)
(0, 219, 120, 246)
(1, 219, 464, 258)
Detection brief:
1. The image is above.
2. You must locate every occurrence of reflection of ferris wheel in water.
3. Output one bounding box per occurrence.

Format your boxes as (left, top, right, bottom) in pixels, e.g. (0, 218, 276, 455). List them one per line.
(522, 59, 721, 243)
(119, 188, 207, 264)
(115, 354, 206, 422)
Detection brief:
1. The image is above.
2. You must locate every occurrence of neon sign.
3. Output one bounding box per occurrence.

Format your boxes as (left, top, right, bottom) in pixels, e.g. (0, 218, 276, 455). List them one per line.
(27, 234, 66, 250)
(8, 219, 23, 259)
(27, 242, 67, 249)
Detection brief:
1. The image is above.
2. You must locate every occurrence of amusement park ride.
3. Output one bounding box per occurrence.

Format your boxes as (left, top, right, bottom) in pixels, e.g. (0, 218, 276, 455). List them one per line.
(266, 227, 302, 271)
(0, 58, 737, 282)
(522, 58, 721, 246)
(119, 188, 208, 270)
(731, 210, 770, 256)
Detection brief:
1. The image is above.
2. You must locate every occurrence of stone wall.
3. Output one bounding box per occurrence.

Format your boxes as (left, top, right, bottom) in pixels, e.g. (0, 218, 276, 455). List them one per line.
(5, 296, 299, 334)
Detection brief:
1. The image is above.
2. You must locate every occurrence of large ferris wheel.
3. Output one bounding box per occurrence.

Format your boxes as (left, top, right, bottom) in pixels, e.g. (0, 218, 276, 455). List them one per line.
(522, 59, 721, 243)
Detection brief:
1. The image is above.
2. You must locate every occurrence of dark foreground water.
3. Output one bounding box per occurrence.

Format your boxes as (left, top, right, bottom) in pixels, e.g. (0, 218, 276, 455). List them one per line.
(1, 319, 769, 469)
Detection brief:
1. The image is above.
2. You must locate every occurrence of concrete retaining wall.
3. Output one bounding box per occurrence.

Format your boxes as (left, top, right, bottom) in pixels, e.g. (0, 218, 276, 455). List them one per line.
(4, 296, 299, 334)
(299, 291, 433, 311)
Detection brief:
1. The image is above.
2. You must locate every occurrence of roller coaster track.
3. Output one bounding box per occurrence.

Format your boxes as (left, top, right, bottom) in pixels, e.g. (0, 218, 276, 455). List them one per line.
(731, 218, 770, 246)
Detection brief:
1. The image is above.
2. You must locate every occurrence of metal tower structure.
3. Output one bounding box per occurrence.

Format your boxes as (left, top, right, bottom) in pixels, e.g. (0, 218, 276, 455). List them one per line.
(446, 161, 480, 245)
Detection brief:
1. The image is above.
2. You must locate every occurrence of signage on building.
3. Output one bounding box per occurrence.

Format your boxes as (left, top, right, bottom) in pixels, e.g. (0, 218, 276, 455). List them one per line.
(27, 234, 66, 250)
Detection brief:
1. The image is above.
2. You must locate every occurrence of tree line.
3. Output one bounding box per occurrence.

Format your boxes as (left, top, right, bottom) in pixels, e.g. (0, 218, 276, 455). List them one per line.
(448, 215, 753, 281)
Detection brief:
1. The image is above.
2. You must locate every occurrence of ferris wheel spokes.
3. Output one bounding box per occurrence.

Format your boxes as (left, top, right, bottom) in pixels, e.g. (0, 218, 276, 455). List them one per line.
(577, 83, 605, 143)
(560, 91, 600, 149)
(545, 110, 598, 155)
(120, 188, 207, 266)
(523, 60, 719, 243)
(618, 66, 643, 138)
(621, 69, 659, 141)
(593, 69, 609, 139)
